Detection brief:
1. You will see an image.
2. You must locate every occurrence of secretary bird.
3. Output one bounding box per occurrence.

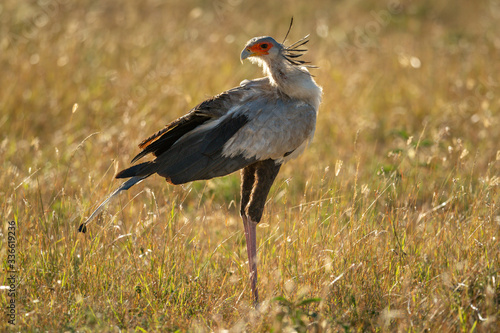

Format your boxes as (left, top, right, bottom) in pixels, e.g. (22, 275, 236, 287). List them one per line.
(79, 31, 322, 305)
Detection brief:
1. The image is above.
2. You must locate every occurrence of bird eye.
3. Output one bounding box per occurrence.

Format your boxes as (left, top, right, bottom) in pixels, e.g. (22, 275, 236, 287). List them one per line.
(261, 43, 268, 49)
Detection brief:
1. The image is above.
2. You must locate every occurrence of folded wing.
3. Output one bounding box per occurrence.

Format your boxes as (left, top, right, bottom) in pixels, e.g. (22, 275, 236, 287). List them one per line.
(116, 77, 316, 185)
(116, 81, 264, 184)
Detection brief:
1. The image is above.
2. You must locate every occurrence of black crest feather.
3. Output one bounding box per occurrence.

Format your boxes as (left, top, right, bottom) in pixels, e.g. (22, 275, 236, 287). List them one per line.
(280, 18, 317, 68)
(282, 34, 317, 68)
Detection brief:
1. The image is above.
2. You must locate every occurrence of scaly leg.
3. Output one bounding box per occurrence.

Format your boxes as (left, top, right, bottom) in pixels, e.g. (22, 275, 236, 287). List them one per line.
(242, 214, 259, 306)
(239, 160, 281, 306)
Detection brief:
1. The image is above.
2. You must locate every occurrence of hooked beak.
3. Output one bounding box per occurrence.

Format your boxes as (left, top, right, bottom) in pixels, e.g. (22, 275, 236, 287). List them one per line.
(240, 48, 255, 63)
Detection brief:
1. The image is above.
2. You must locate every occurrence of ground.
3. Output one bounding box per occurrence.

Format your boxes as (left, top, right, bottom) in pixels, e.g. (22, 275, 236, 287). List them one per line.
(1, 0, 499, 331)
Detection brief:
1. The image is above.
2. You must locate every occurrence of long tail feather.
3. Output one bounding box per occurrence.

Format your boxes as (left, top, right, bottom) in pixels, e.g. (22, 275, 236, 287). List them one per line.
(78, 175, 149, 233)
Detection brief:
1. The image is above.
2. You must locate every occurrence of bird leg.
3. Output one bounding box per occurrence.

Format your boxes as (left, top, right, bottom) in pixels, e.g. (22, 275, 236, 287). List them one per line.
(241, 164, 259, 305)
(240, 160, 282, 306)
(242, 214, 259, 306)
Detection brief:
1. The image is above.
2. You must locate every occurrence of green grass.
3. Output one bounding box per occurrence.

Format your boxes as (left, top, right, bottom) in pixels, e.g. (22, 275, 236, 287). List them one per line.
(1, 0, 499, 331)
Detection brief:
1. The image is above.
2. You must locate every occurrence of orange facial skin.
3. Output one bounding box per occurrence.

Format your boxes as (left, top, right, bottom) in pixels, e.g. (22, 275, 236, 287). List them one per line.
(247, 42, 273, 56)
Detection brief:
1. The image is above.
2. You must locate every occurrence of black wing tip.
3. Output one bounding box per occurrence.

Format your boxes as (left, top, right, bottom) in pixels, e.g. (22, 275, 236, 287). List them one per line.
(115, 169, 130, 179)
(115, 162, 152, 179)
(78, 223, 87, 233)
(130, 152, 144, 164)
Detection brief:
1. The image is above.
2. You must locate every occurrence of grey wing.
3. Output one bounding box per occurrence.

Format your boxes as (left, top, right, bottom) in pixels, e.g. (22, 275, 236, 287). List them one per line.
(222, 98, 318, 163)
(129, 81, 266, 164)
(152, 112, 258, 184)
(116, 79, 273, 184)
(116, 112, 258, 184)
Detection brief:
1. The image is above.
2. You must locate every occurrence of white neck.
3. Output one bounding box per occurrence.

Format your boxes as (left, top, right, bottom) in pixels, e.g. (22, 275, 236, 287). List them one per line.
(264, 59, 322, 110)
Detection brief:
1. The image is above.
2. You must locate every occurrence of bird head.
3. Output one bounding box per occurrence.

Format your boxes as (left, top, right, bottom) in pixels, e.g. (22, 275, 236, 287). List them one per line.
(240, 35, 313, 67)
(240, 36, 282, 63)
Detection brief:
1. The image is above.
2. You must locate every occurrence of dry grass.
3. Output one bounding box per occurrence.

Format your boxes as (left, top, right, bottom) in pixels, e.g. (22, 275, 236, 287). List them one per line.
(1, 0, 499, 331)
